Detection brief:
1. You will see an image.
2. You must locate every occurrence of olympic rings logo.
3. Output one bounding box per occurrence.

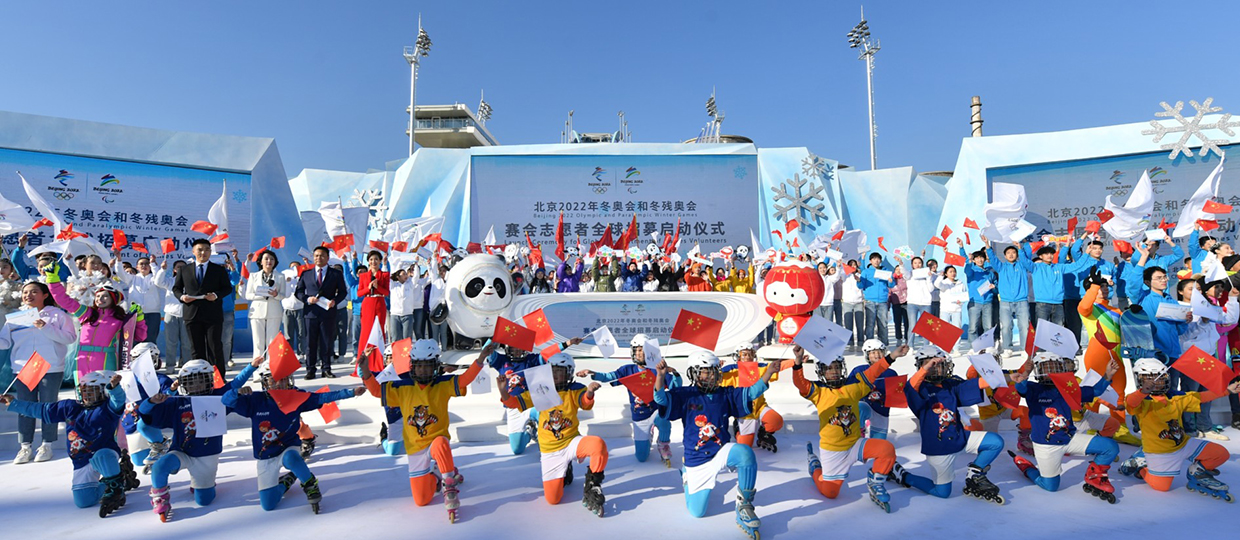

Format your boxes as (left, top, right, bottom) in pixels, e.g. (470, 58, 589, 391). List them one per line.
(54, 191, 75, 200)
(593, 187, 607, 194)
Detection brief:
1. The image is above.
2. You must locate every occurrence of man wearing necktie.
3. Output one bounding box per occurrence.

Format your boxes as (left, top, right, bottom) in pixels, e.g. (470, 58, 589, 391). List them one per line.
(172, 238, 235, 374)
(295, 246, 348, 379)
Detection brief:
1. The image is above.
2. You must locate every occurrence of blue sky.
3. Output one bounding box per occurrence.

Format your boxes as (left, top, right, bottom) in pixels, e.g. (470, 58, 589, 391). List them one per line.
(2, 1, 1237, 176)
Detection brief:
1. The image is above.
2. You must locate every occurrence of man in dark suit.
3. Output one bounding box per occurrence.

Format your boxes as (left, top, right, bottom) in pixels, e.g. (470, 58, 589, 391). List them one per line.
(173, 238, 235, 374)
(295, 246, 348, 379)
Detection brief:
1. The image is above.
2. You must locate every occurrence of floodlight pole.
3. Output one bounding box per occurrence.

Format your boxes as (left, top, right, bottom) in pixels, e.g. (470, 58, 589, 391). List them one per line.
(404, 15, 431, 157)
(849, 7, 880, 170)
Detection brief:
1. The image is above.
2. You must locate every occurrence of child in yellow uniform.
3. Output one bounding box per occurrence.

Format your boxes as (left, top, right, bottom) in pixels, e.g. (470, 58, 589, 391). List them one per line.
(721, 342, 784, 452)
(360, 339, 492, 523)
(500, 352, 609, 517)
(1119, 358, 1240, 500)
(793, 343, 906, 512)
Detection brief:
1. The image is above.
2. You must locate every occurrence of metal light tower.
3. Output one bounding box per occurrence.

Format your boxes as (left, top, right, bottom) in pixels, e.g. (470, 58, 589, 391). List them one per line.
(847, 7, 880, 170)
(477, 90, 493, 126)
(403, 15, 432, 156)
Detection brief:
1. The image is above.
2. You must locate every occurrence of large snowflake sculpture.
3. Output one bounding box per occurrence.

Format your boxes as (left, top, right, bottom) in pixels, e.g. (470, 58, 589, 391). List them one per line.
(801, 153, 833, 181)
(1142, 98, 1240, 159)
(350, 188, 390, 230)
(771, 173, 827, 227)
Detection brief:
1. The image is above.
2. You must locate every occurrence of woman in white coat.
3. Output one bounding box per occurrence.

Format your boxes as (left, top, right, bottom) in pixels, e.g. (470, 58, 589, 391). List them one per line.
(244, 250, 289, 358)
(0, 281, 76, 463)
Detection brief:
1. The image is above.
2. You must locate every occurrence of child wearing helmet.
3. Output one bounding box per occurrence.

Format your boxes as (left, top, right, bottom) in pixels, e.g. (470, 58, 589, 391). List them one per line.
(139, 356, 261, 522)
(964, 352, 1034, 455)
(653, 350, 778, 540)
(720, 342, 785, 452)
(487, 344, 546, 455)
(121, 342, 176, 473)
(499, 351, 609, 517)
(577, 333, 681, 466)
(1118, 357, 1240, 500)
(223, 364, 364, 513)
(848, 339, 898, 440)
(1, 371, 130, 516)
(360, 339, 494, 522)
(44, 264, 147, 380)
(1006, 352, 1122, 502)
(793, 342, 907, 512)
(891, 344, 1007, 504)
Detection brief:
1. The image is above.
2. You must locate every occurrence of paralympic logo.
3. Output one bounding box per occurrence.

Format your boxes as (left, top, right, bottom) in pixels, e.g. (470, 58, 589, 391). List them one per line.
(54, 169, 73, 186)
(100, 174, 119, 186)
(101, 195, 116, 203)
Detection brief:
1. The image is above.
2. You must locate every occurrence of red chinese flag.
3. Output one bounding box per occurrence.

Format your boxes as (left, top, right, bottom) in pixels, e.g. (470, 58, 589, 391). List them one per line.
(597, 225, 614, 253)
(160, 238, 176, 255)
(392, 241, 409, 252)
(1198, 219, 1220, 232)
(190, 220, 218, 236)
(555, 212, 566, 261)
(522, 308, 555, 345)
(940, 225, 952, 239)
(668, 217, 682, 255)
(55, 223, 87, 240)
(297, 263, 314, 275)
(315, 386, 341, 424)
(268, 389, 311, 415)
(1204, 200, 1233, 214)
(1157, 218, 1175, 232)
(1048, 372, 1083, 411)
(618, 369, 657, 404)
(965, 232, 971, 245)
(670, 309, 724, 351)
(1025, 323, 1038, 357)
(1085, 220, 1102, 234)
(737, 361, 761, 387)
(465, 242, 482, 254)
(390, 338, 413, 374)
(368, 240, 390, 252)
(943, 251, 966, 266)
(328, 236, 351, 256)
(1112, 240, 1132, 254)
(268, 333, 300, 381)
(786, 219, 800, 234)
(993, 387, 1022, 410)
(270, 236, 286, 249)
(493, 317, 536, 352)
(927, 236, 948, 248)
(1096, 209, 1115, 224)
(16, 352, 51, 391)
(1066, 217, 1078, 234)
(540, 342, 563, 361)
(209, 232, 230, 244)
(212, 366, 225, 389)
(111, 229, 128, 251)
(830, 229, 845, 242)
(1172, 346, 1232, 396)
(841, 264, 857, 275)
(131, 243, 149, 255)
(31, 218, 54, 230)
(240, 261, 251, 280)
(883, 375, 909, 408)
(911, 311, 963, 353)
(877, 236, 887, 252)
(1094, 325, 1118, 351)
(962, 217, 980, 230)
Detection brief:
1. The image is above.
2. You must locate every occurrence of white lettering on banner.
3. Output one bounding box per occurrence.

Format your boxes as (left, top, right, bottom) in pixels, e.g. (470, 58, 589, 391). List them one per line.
(469, 155, 758, 252)
(0, 148, 252, 261)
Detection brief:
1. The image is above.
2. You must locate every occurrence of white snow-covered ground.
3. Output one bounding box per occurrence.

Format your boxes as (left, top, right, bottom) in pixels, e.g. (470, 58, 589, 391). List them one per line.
(1, 351, 1238, 540)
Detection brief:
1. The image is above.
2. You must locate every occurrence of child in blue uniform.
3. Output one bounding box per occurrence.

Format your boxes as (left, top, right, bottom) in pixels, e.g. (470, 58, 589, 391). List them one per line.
(2, 371, 132, 517)
(223, 365, 363, 512)
(122, 342, 176, 472)
(653, 350, 778, 540)
(851, 339, 897, 440)
(891, 345, 1007, 504)
(577, 333, 680, 465)
(488, 345, 545, 454)
(1007, 352, 1121, 502)
(140, 357, 259, 522)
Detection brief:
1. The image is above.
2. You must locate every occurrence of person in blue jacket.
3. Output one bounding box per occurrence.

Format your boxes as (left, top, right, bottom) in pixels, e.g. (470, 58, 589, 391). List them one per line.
(1189, 227, 1216, 275)
(1137, 266, 1192, 387)
(1030, 240, 1094, 326)
(620, 260, 650, 292)
(121, 342, 176, 473)
(957, 239, 996, 345)
(987, 237, 1032, 357)
(859, 253, 895, 342)
(223, 364, 363, 513)
(12, 233, 71, 282)
(1126, 238, 1186, 305)
(1, 371, 136, 517)
(140, 356, 259, 522)
(577, 333, 680, 465)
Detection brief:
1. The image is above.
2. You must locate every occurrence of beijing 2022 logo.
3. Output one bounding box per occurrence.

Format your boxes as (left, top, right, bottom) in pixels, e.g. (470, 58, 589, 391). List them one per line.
(588, 166, 611, 194)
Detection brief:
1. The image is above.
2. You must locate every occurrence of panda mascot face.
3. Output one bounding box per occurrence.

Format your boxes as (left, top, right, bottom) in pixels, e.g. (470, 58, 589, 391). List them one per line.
(565, 246, 579, 259)
(736, 245, 750, 260)
(645, 242, 661, 258)
(445, 254, 515, 338)
(503, 244, 521, 266)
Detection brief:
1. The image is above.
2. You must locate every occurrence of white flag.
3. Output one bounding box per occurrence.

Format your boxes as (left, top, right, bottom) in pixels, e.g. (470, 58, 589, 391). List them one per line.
(366, 317, 386, 351)
(522, 363, 562, 410)
(1173, 156, 1225, 238)
(838, 230, 868, 259)
(118, 371, 143, 403)
(589, 326, 618, 358)
(484, 225, 497, 247)
(971, 326, 996, 353)
(642, 338, 663, 370)
(300, 211, 328, 247)
(793, 315, 849, 362)
(1190, 287, 1224, 322)
(469, 366, 493, 395)
(1080, 370, 1120, 407)
(1034, 319, 1079, 359)
(19, 172, 65, 235)
(0, 191, 34, 234)
(374, 364, 401, 383)
(207, 181, 229, 238)
(131, 350, 162, 397)
(1102, 171, 1154, 241)
(750, 228, 764, 262)
(982, 183, 1036, 243)
(968, 353, 1007, 389)
(190, 396, 228, 438)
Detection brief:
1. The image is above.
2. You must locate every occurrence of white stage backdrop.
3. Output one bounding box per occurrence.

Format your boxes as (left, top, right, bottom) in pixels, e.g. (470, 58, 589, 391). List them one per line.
(469, 154, 759, 253)
(988, 146, 1237, 254)
(0, 148, 252, 262)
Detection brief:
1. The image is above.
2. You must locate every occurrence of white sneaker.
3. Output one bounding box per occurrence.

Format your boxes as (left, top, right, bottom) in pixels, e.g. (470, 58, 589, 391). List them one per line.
(13, 444, 33, 464)
(1203, 429, 1230, 441)
(1001, 350, 1015, 358)
(34, 442, 53, 462)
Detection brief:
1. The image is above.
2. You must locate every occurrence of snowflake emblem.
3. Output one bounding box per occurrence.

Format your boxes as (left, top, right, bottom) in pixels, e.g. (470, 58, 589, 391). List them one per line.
(733, 166, 747, 179)
(1142, 98, 1240, 159)
(801, 153, 834, 181)
(350, 188, 390, 231)
(771, 173, 827, 228)
(231, 189, 247, 203)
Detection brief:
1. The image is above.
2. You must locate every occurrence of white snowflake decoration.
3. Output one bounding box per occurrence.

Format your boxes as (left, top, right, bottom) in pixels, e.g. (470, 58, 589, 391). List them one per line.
(771, 173, 827, 227)
(1142, 98, 1240, 159)
(350, 188, 390, 231)
(801, 153, 832, 180)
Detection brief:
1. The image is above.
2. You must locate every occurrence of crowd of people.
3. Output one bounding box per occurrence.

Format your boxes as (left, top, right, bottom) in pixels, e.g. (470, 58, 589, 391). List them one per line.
(2, 222, 1240, 537)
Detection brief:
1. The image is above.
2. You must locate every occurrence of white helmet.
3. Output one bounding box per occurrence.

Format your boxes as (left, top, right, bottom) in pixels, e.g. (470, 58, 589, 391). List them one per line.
(548, 352, 576, 390)
(78, 370, 112, 407)
(131, 342, 160, 361)
(630, 333, 651, 348)
(410, 339, 443, 384)
(913, 345, 953, 384)
(1032, 351, 1076, 383)
(1133, 358, 1167, 376)
(178, 360, 215, 395)
(1133, 358, 1169, 395)
(913, 344, 946, 361)
(687, 350, 722, 393)
(862, 339, 886, 354)
(688, 350, 722, 370)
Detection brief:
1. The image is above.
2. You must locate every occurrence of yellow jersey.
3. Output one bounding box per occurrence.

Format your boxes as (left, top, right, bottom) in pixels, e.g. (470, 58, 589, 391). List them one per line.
(385, 375, 467, 453)
(1129, 392, 1200, 455)
(512, 383, 592, 453)
(804, 378, 873, 451)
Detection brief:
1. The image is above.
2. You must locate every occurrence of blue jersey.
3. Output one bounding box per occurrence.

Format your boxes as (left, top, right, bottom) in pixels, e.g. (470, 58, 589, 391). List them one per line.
(848, 365, 897, 417)
(904, 377, 985, 456)
(1017, 380, 1105, 446)
(591, 363, 679, 421)
(488, 351, 544, 395)
(122, 373, 175, 435)
(658, 383, 765, 467)
(7, 388, 126, 470)
(224, 388, 354, 460)
(138, 365, 256, 458)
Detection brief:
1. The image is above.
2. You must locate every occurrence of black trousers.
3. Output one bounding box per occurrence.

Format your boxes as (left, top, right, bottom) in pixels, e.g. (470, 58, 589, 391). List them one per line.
(305, 311, 336, 373)
(186, 320, 224, 374)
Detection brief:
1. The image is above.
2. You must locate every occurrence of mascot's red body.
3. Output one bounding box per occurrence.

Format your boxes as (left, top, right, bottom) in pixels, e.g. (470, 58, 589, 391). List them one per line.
(761, 261, 825, 343)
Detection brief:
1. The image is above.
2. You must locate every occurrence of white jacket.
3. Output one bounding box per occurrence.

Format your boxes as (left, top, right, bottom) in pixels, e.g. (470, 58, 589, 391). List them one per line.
(841, 274, 864, 303)
(115, 266, 164, 315)
(244, 270, 290, 320)
(904, 264, 935, 307)
(936, 276, 968, 314)
(0, 306, 76, 373)
(819, 271, 842, 307)
(153, 267, 183, 319)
